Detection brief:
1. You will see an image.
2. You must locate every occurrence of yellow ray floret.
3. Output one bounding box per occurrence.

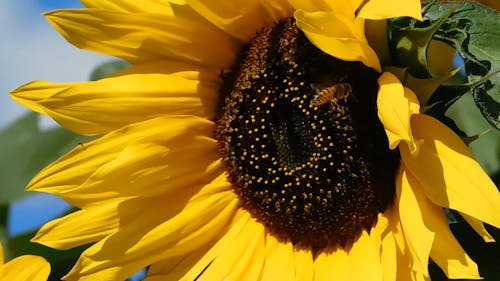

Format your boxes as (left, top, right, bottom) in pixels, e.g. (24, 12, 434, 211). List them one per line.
(0, 243, 50, 281)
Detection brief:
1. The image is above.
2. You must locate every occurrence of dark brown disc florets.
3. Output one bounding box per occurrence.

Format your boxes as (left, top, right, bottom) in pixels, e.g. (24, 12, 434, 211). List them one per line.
(215, 18, 399, 250)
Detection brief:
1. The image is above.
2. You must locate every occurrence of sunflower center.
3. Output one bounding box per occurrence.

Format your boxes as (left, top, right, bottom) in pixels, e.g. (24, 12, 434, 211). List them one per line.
(215, 18, 399, 250)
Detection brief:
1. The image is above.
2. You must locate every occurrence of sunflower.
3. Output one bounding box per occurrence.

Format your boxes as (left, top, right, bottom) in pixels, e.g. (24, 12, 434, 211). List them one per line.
(0, 241, 50, 280)
(9, 0, 500, 280)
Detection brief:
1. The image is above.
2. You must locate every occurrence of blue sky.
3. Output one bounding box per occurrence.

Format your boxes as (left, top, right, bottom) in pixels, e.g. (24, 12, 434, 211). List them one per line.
(1, 0, 108, 235)
(0, 0, 107, 130)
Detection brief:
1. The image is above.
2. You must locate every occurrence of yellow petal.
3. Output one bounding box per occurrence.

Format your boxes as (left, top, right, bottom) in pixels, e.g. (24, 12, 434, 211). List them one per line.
(0, 243, 3, 265)
(145, 243, 212, 280)
(26, 116, 219, 207)
(459, 212, 495, 243)
(197, 218, 266, 281)
(33, 202, 121, 250)
(140, 197, 253, 280)
(383, 206, 415, 281)
(0, 255, 50, 281)
(45, 9, 236, 67)
(328, 0, 364, 18)
(295, 10, 360, 38)
(400, 114, 500, 228)
(260, 234, 295, 281)
(35, 179, 225, 251)
(314, 226, 384, 281)
(429, 215, 481, 279)
(10, 74, 211, 135)
(108, 59, 221, 117)
(178, 209, 252, 280)
(81, 0, 175, 14)
(397, 166, 440, 276)
(377, 72, 420, 154)
(111, 59, 219, 80)
(287, 0, 333, 12)
(380, 209, 397, 281)
(295, 10, 381, 71)
(185, 0, 271, 42)
(8, 81, 69, 115)
(64, 175, 238, 281)
(293, 247, 314, 281)
(258, 0, 294, 22)
(357, 0, 422, 20)
(386, 206, 433, 281)
(288, 0, 363, 18)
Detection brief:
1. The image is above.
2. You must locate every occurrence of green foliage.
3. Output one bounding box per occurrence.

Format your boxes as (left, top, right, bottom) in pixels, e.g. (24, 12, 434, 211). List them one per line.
(427, 2, 500, 130)
(448, 94, 500, 175)
(89, 59, 131, 81)
(389, 2, 458, 77)
(389, 1, 500, 130)
(0, 55, 128, 281)
(0, 113, 91, 279)
(0, 113, 89, 205)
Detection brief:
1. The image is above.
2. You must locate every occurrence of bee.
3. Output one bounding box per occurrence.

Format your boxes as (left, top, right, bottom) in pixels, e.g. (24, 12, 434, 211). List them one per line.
(310, 82, 353, 107)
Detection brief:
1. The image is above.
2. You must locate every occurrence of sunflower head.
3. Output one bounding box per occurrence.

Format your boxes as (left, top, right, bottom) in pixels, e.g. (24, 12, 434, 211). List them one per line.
(215, 16, 401, 250)
(6, 1, 500, 281)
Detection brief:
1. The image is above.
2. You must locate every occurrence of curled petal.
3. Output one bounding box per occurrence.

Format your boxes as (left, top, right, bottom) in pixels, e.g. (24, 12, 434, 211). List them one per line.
(357, 0, 422, 20)
(377, 72, 421, 155)
(295, 10, 381, 71)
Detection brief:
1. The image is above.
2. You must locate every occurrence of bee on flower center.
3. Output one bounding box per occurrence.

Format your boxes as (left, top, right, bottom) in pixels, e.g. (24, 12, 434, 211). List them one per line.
(310, 82, 353, 107)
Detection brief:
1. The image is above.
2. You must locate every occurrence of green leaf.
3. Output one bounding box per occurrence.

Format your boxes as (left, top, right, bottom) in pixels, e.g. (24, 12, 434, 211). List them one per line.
(447, 93, 500, 176)
(89, 59, 131, 81)
(388, 2, 458, 77)
(424, 2, 500, 129)
(0, 112, 90, 205)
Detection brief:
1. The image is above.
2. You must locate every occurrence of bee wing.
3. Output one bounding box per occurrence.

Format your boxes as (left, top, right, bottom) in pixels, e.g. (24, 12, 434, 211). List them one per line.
(309, 82, 327, 92)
